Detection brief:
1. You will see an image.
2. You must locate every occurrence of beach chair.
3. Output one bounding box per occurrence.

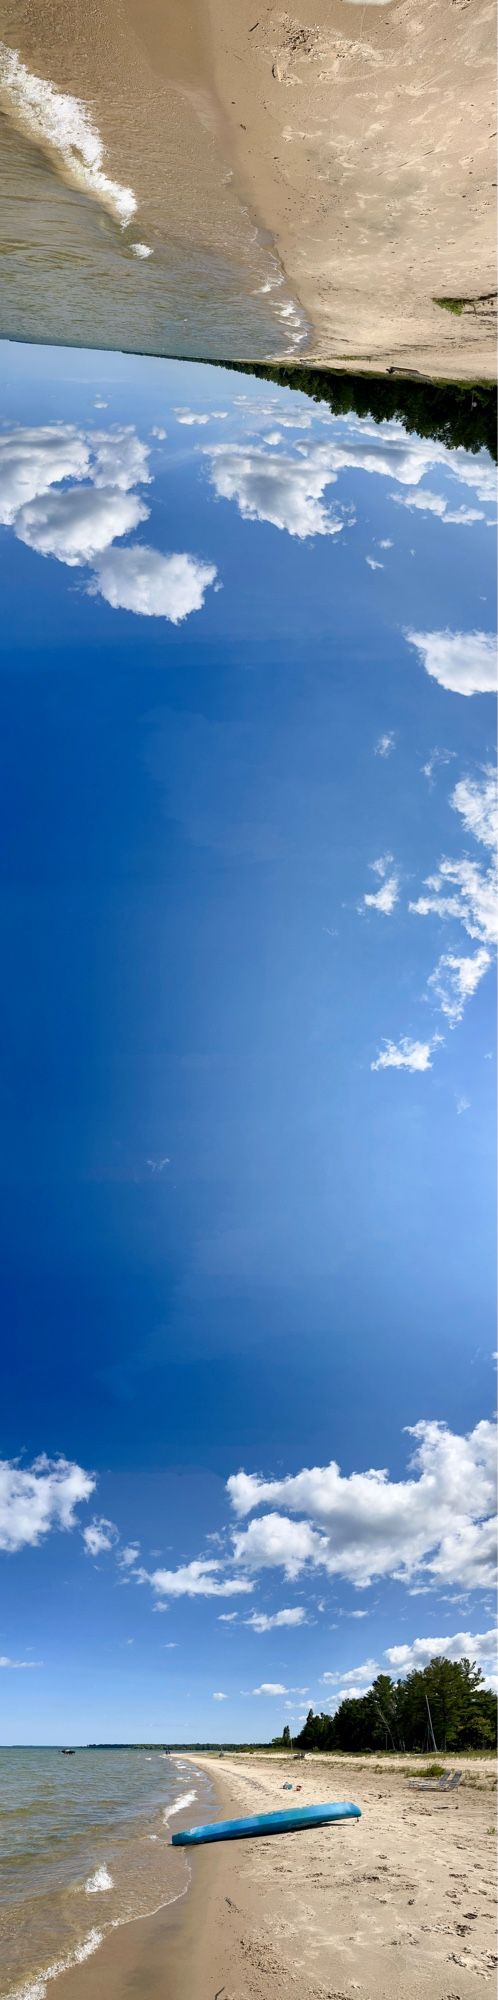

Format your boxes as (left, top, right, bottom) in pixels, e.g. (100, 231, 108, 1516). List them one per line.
(408, 1769, 460, 1793)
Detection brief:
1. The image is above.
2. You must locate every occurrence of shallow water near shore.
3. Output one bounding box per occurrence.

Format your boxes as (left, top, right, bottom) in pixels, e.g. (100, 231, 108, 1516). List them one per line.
(0, 1749, 213, 1998)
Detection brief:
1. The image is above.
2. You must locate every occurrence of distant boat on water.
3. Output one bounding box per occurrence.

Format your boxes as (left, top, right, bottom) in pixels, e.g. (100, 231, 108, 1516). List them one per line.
(61, 1748, 75, 1756)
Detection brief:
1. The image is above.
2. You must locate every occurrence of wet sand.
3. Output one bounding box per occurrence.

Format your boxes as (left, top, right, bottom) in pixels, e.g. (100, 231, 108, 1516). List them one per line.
(53, 1750, 497, 2000)
(0, 0, 495, 372)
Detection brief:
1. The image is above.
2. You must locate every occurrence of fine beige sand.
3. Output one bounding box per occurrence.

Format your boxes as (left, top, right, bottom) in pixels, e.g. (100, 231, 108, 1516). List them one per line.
(54, 1750, 497, 2000)
(206, 0, 497, 378)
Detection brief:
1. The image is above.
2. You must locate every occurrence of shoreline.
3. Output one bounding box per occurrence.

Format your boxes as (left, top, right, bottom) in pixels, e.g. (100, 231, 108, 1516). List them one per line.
(0, 0, 495, 376)
(45, 1750, 497, 2000)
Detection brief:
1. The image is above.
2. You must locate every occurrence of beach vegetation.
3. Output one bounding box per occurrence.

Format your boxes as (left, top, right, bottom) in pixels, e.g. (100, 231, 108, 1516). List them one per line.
(433, 298, 467, 315)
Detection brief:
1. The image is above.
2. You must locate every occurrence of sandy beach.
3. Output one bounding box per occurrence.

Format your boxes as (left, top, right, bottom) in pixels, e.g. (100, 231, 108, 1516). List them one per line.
(207, 0, 497, 378)
(0, 0, 495, 372)
(52, 1750, 497, 2000)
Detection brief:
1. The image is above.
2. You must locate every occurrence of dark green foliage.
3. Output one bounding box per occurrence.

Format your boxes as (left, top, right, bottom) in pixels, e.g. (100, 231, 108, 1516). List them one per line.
(292, 1656, 497, 1755)
(216, 360, 497, 462)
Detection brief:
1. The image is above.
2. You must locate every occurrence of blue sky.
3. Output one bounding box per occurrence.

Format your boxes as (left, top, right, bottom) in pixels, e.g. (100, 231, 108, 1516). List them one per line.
(0, 341, 496, 1744)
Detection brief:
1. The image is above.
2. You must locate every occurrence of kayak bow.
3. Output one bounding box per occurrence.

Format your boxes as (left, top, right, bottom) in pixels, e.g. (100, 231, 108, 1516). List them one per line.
(171, 1802, 361, 1845)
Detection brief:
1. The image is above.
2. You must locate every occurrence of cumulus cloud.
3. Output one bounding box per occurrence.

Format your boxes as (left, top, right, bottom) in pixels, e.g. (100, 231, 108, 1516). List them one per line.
(15, 486, 149, 567)
(385, 1627, 498, 1689)
(375, 732, 395, 757)
(206, 444, 346, 538)
(427, 948, 491, 1023)
(93, 547, 218, 621)
(371, 1036, 439, 1072)
(205, 423, 496, 543)
(232, 1514, 328, 1581)
(0, 425, 91, 524)
(321, 1659, 378, 1689)
(212, 1690, 228, 1700)
(0, 1454, 95, 1553)
(404, 628, 497, 697)
(0, 422, 214, 625)
(139, 1558, 253, 1600)
(245, 1607, 307, 1631)
(174, 409, 211, 425)
(82, 1516, 119, 1557)
(250, 1683, 289, 1696)
(366, 556, 383, 570)
(227, 1417, 496, 1593)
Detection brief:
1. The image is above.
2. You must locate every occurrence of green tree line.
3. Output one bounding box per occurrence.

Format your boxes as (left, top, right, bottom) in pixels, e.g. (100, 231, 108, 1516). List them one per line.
(216, 361, 497, 461)
(281, 1655, 497, 1754)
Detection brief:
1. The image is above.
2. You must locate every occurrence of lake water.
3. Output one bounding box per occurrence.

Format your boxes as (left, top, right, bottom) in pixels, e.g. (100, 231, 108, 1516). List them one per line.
(0, 1748, 213, 1999)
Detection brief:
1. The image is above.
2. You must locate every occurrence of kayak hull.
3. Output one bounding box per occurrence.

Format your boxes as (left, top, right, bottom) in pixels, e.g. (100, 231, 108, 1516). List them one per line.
(171, 1803, 361, 1846)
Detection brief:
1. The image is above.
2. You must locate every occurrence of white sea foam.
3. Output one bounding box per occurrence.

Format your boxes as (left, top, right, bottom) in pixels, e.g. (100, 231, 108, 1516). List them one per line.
(131, 242, 153, 258)
(84, 1864, 114, 1894)
(11, 1929, 103, 2000)
(163, 1789, 197, 1823)
(0, 44, 137, 226)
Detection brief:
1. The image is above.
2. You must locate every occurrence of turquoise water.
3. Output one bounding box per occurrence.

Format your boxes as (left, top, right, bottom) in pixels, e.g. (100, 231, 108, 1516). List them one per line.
(0, 1748, 213, 1998)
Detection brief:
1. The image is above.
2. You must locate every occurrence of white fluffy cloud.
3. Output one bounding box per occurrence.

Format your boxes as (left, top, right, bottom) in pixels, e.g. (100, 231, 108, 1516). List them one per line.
(385, 1628, 498, 1689)
(371, 1036, 439, 1073)
(206, 423, 496, 548)
(15, 486, 149, 567)
(392, 488, 484, 527)
(0, 426, 91, 524)
(412, 760, 497, 965)
(118, 1543, 141, 1569)
(212, 1690, 228, 1700)
(0, 422, 214, 624)
(227, 1418, 496, 1593)
(321, 1659, 378, 1689)
(451, 769, 497, 850)
(427, 948, 491, 1023)
(174, 410, 211, 425)
(410, 858, 497, 947)
(206, 444, 346, 538)
(245, 1607, 306, 1631)
(140, 1558, 253, 1600)
(93, 548, 218, 621)
(375, 732, 395, 757)
(250, 1683, 289, 1696)
(231, 1514, 327, 1580)
(82, 1516, 119, 1557)
(404, 628, 497, 697)
(0, 1454, 95, 1553)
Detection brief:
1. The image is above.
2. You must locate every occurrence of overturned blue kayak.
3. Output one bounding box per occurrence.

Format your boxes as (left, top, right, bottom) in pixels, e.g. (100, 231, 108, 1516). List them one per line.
(171, 1802, 361, 1846)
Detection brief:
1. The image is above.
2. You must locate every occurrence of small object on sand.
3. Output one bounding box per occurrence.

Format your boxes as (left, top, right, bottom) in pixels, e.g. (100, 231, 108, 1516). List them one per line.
(409, 1770, 462, 1794)
(283, 1781, 293, 1790)
(172, 1803, 361, 1846)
